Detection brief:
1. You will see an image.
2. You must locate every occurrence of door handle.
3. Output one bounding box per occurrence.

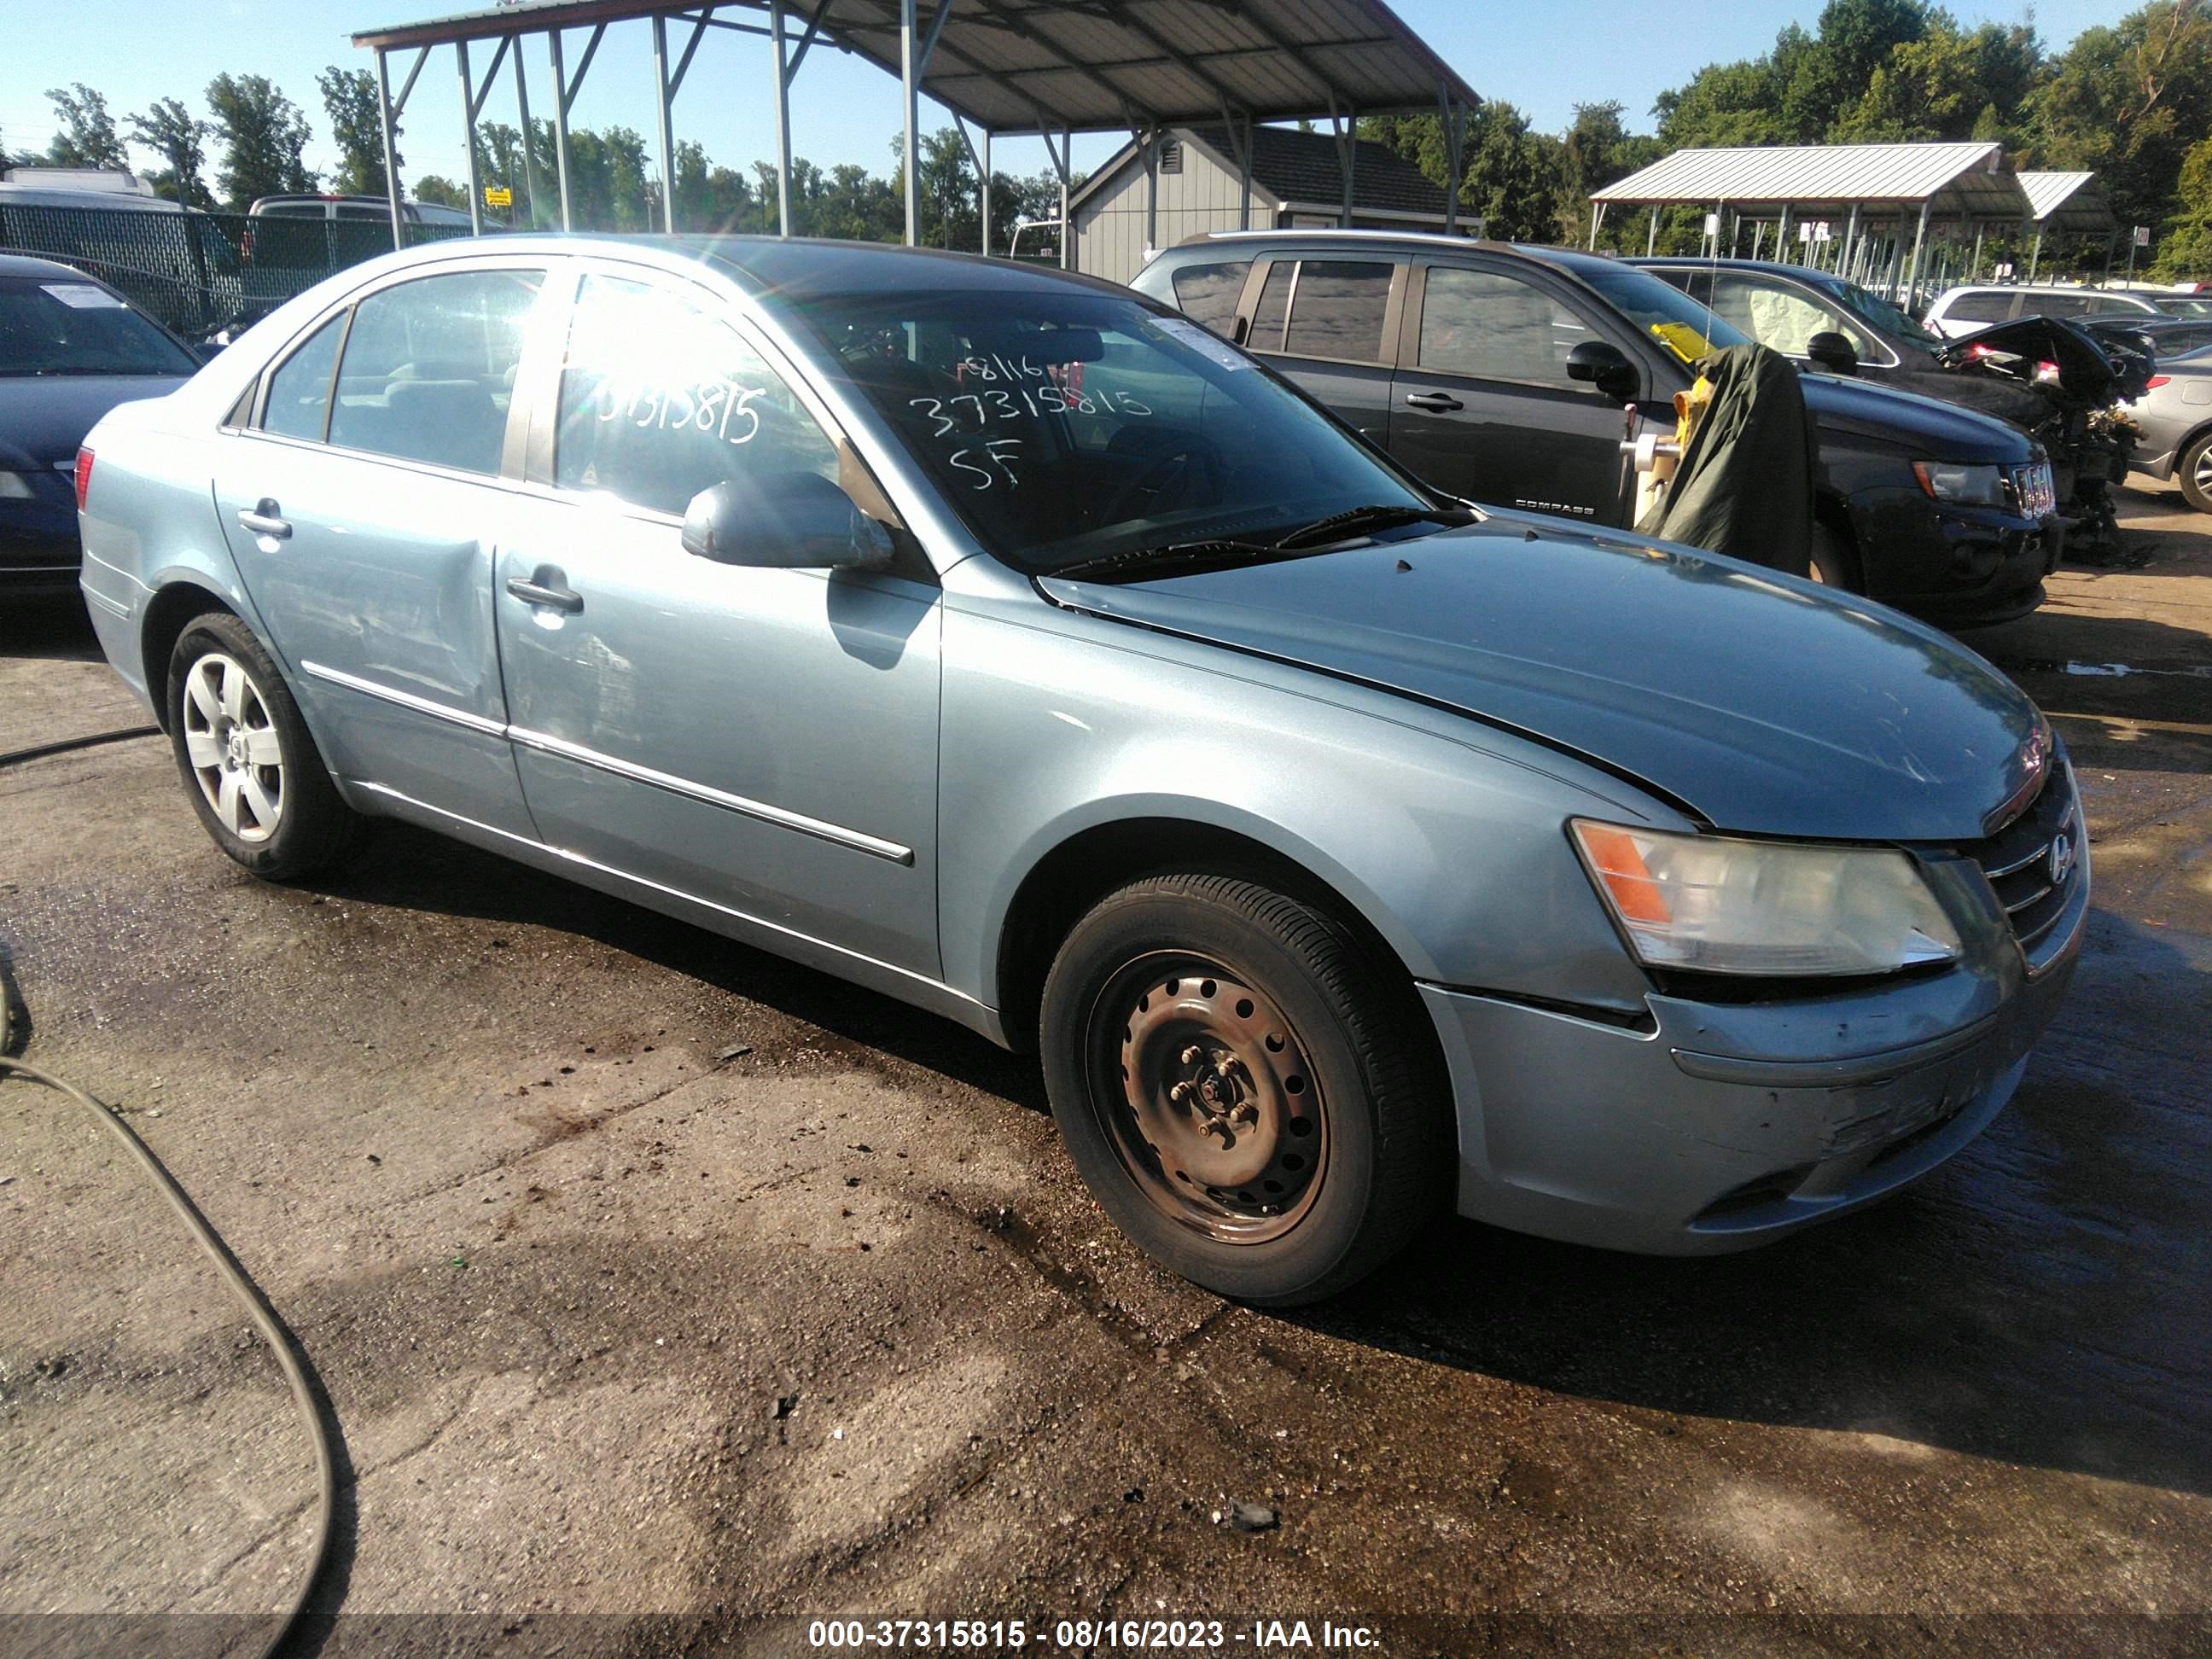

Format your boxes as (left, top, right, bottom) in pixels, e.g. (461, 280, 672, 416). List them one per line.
(1403, 391, 1464, 412)
(506, 568, 584, 614)
(237, 498, 291, 538)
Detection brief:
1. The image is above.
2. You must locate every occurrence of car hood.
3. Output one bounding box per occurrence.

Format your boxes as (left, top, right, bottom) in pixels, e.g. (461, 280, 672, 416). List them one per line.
(0, 375, 186, 469)
(1039, 518, 2041, 842)
(1799, 370, 2034, 462)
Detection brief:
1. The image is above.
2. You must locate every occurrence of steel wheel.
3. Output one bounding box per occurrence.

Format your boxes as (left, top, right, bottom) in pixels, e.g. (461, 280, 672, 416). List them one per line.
(1091, 953, 1329, 1244)
(179, 650, 285, 844)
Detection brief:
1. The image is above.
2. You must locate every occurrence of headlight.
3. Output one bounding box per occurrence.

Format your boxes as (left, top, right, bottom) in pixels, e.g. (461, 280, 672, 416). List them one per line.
(0, 470, 37, 500)
(1912, 460, 2006, 507)
(1570, 820, 1962, 977)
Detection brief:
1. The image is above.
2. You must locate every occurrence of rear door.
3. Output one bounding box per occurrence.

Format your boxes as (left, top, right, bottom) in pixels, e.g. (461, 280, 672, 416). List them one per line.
(212, 259, 549, 835)
(1388, 258, 1635, 523)
(1237, 255, 1402, 445)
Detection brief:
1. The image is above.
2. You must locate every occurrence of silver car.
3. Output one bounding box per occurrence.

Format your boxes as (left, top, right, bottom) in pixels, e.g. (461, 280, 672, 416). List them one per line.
(2122, 341, 2212, 510)
(76, 236, 2087, 1304)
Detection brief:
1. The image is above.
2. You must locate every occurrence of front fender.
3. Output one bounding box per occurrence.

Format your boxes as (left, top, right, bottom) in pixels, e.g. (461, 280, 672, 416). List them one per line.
(937, 597, 1669, 1019)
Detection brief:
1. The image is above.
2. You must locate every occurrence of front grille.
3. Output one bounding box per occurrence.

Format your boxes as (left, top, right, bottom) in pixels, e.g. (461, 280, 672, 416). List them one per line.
(2010, 460, 2057, 520)
(1961, 768, 2081, 954)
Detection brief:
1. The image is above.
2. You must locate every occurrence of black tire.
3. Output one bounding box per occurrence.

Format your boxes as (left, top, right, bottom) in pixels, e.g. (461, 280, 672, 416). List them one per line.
(1809, 520, 1864, 591)
(1039, 872, 1451, 1307)
(2178, 431, 2212, 514)
(166, 611, 369, 880)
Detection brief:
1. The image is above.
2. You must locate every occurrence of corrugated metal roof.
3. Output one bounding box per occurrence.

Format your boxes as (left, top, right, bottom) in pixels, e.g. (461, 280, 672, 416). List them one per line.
(353, 0, 1481, 132)
(2017, 171, 2115, 232)
(1069, 123, 1450, 218)
(1592, 142, 2029, 217)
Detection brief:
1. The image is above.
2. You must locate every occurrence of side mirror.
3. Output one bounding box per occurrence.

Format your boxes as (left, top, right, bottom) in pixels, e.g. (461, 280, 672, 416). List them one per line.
(1565, 339, 1639, 402)
(681, 472, 894, 573)
(1806, 330, 1859, 375)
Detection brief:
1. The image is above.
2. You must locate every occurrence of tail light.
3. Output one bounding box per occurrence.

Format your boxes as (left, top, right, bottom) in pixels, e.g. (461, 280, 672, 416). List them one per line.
(241, 225, 255, 261)
(73, 447, 94, 511)
(2146, 375, 2171, 390)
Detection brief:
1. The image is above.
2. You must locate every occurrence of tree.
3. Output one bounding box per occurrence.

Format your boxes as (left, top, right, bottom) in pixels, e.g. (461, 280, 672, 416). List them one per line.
(127, 97, 213, 209)
(2032, 0, 2212, 242)
(41, 83, 128, 171)
(413, 174, 467, 209)
(206, 74, 316, 207)
(318, 66, 394, 197)
(1364, 105, 1563, 243)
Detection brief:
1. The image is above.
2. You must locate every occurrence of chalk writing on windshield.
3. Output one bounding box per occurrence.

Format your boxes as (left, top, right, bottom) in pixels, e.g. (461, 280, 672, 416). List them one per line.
(947, 438, 1023, 491)
(595, 376, 768, 445)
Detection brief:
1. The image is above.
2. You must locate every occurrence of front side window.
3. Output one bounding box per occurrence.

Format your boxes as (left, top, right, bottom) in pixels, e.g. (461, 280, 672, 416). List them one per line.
(1709, 274, 1863, 357)
(261, 312, 344, 439)
(0, 276, 200, 377)
(555, 274, 838, 518)
(1826, 277, 1941, 346)
(1169, 261, 1250, 338)
(791, 288, 1435, 574)
(1417, 266, 1590, 383)
(326, 268, 543, 474)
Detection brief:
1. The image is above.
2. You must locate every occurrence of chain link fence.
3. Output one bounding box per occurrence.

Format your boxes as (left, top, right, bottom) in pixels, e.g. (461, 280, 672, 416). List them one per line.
(0, 203, 473, 341)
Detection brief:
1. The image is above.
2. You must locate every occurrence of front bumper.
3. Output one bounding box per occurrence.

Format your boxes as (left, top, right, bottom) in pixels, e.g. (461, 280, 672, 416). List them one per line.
(1420, 844, 2087, 1255)
(1849, 487, 2055, 628)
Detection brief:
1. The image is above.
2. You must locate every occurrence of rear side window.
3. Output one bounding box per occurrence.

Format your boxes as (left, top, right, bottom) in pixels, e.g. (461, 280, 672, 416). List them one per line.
(1249, 263, 1294, 350)
(1943, 292, 2015, 323)
(1417, 266, 1590, 383)
(554, 274, 838, 518)
(326, 268, 543, 474)
(1169, 260, 1250, 338)
(1282, 260, 1394, 362)
(260, 312, 345, 440)
(2034, 294, 2093, 317)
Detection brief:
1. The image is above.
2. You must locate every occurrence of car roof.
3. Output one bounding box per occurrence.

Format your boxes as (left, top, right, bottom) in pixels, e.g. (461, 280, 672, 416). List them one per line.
(1163, 227, 1623, 279)
(0, 252, 111, 282)
(1627, 256, 1847, 283)
(361, 232, 1147, 306)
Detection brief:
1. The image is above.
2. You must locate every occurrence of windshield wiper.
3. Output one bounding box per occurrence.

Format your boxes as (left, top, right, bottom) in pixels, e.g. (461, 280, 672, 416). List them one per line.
(1268, 503, 1473, 550)
(1051, 538, 1284, 582)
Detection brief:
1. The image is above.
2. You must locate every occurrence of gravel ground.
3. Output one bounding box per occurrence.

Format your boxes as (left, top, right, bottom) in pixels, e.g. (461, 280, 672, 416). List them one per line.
(1, 489, 2207, 1656)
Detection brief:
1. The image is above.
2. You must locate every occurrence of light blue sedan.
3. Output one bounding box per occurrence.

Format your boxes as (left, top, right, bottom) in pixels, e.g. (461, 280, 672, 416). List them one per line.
(75, 236, 2086, 1304)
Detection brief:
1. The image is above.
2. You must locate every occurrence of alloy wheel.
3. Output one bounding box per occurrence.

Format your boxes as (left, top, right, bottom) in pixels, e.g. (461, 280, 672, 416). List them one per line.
(180, 651, 285, 843)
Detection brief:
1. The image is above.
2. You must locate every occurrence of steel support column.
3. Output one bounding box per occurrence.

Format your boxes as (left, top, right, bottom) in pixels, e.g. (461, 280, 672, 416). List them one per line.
(375, 48, 404, 249)
(899, 0, 919, 245)
(651, 15, 677, 231)
(980, 127, 991, 253)
(1903, 198, 1932, 311)
(1141, 125, 1159, 259)
(511, 37, 538, 228)
(771, 0, 794, 235)
(1060, 125, 1072, 268)
(1646, 207, 1657, 255)
(458, 40, 483, 235)
(1842, 202, 1860, 278)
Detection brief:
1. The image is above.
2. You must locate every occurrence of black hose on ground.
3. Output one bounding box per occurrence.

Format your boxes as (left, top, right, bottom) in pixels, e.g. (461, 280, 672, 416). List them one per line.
(0, 725, 159, 770)
(0, 952, 337, 1659)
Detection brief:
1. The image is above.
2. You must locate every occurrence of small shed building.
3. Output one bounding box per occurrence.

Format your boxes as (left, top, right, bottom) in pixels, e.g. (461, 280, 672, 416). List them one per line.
(1070, 124, 1457, 286)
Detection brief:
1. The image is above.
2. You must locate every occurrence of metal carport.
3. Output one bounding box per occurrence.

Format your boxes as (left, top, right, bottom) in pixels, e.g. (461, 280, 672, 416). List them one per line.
(1590, 141, 2038, 309)
(350, 0, 1483, 269)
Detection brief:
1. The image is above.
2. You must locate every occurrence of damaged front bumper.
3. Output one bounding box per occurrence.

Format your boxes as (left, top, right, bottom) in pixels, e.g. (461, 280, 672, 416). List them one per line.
(1418, 844, 2088, 1255)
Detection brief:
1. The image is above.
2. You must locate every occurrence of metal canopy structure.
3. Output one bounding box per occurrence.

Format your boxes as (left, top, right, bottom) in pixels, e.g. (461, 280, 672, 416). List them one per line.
(1589, 141, 2121, 309)
(352, 0, 1481, 265)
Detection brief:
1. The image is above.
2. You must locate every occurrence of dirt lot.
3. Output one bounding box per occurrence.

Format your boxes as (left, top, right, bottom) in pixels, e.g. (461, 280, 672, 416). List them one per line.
(2, 490, 2208, 1656)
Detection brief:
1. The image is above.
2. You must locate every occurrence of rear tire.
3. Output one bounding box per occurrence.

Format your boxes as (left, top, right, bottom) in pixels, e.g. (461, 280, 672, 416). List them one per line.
(166, 612, 369, 881)
(2179, 431, 2212, 514)
(1039, 872, 1452, 1307)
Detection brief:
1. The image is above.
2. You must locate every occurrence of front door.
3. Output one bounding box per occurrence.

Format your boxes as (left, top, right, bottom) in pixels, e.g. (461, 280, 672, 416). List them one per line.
(212, 263, 547, 835)
(494, 267, 943, 977)
(1388, 260, 1636, 524)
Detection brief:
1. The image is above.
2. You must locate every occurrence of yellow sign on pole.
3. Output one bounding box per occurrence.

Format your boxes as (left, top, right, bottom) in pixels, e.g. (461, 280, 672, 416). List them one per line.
(484, 185, 513, 208)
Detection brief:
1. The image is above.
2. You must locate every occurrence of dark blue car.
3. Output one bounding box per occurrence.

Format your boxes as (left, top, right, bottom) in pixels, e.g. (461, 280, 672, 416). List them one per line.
(1, 253, 199, 596)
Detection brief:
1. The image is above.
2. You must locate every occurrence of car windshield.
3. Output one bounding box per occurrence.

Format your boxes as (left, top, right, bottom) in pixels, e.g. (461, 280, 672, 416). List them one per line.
(790, 288, 1439, 573)
(1576, 261, 1754, 364)
(0, 276, 199, 376)
(1822, 276, 1942, 346)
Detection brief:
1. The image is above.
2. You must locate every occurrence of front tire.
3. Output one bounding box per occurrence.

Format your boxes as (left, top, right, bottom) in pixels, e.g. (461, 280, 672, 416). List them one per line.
(166, 612, 367, 880)
(1809, 520, 1864, 591)
(1039, 873, 1451, 1306)
(2179, 431, 2212, 514)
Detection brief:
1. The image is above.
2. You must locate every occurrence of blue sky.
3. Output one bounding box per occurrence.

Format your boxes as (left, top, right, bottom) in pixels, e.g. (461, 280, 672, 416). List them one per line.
(1, 0, 2120, 195)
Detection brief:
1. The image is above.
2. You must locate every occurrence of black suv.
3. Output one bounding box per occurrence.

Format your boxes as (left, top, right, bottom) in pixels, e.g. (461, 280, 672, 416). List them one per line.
(1132, 233, 2058, 627)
